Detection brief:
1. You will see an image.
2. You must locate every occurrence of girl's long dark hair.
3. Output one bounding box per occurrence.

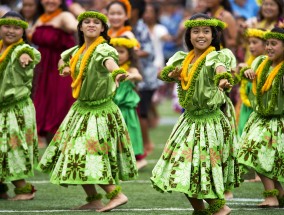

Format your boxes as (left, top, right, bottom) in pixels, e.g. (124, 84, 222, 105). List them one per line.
(106, 1, 131, 27)
(77, 15, 110, 46)
(184, 13, 220, 51)
(1, 11, 28, 43)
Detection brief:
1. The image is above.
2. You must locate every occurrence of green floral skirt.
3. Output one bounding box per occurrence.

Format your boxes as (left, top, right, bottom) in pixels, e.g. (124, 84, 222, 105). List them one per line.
(151, 109, 241, 199)
(0, 98, 38, 181)
(38, 100, 138, 185)
(238, 112, 284, 182)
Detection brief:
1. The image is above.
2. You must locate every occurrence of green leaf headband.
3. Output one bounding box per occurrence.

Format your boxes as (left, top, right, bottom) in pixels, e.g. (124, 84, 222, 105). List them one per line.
(77, 11, 108, 24)
(264, 31, 284, 41)
(0, 18, 28, 29)
(184, 19, 226, 29)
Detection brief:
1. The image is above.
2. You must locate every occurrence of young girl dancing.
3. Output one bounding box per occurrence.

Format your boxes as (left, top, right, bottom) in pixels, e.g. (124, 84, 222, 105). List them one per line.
(238, 28, 266, 135)
(37, 11, 138, 212)
(238, 26, 284, 208)
(110, 36, 144, 168)
(0, 11, 41, 200)
(151, 13, 240, 215)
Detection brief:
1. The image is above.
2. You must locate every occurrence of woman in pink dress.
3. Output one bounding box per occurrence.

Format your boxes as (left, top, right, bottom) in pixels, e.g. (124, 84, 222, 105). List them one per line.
(31, 0, 78, 143)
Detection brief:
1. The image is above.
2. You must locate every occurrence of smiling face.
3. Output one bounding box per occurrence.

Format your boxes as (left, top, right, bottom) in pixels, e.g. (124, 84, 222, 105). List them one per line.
(80, 17, 104, 40)
(248, 37, 266, 57)
(107, 3, 128, 29)
(0, 18, 24, 46)
(190, 25, 213, 52)
(261, 0, 280, 20)
(265, 38, 284, 63)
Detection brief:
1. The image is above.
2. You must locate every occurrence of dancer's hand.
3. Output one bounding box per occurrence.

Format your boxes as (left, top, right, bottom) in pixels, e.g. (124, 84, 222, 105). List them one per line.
(244, 69, 256, 80)
(115, 73, 128, 87)
(60, 67, 71, 77)
(168, 67, 182, 80)
(219, 79, 232, 91)
(19, 53, 33, 68)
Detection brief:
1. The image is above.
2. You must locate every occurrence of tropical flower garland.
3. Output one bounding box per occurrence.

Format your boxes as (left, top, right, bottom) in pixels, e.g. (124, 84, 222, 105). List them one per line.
(39, 9, 62, 23)
(239, 56, 255, 107)
(178, 46, 215, 108)
(110, 37, 139, 49)
(69, 36, 106, 98)
(253, 57, 284, 115)
(108, 26, 132, 37)
(0, 39, 24, 72)
(181, 46, 215, 90)
(119, 61, 130, 71)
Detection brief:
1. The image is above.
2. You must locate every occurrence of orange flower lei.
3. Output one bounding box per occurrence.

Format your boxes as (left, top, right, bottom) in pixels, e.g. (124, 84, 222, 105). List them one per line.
(252, 57, 284, 95)
(69, 36, 106, 98)
(0, 38, 23, 63)
(39, 8, 62, 23)
(181, 46, 215, 90)
(108, 26, 132, 38)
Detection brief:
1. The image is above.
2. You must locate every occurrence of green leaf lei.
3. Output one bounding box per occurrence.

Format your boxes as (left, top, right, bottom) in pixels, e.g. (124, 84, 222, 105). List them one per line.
(263, 189, 279, 197)
(214, 72, 234, 86)
(105, 186, 121, 199)
(86, 193, 103, 202)
(239, 66, 251, 82)
(58, 61, 70, 74)
(77, 11, 108, 24)
(111, 68, 127, 81)
(160, 65, 176, 82)
(255, 60, 284, 116)
(14, 183, 35, 194)
(0, 18, 28, 29)
(184, 19, 218, 28)
(0, 41, 25, 72)
(177, 58, 206, 109)
(208, 199, 226, 214)
(16, 47, 35, 64)
(264, 32, 284, 41)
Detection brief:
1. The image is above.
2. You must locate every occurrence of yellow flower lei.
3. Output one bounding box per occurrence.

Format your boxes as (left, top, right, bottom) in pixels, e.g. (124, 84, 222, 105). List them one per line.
(119, 61, 130, 71)
(0, 38, 23, 63)
(110, 37, 140, 49)
(69, 36, 105, 98)
(252, 57, 284, 95)
(239, 56, 255, 107)
(181, 46, 215, 90)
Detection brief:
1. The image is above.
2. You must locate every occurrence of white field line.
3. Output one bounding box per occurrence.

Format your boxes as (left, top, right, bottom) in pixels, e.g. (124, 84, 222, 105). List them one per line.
(0, 207, 283, 213)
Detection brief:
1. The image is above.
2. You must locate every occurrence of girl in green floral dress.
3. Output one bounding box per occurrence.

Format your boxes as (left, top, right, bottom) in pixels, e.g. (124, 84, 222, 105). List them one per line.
(0, 11, 41, 200)
(110, 37, 145, 168)
(37, 11, 138, 212)
(151, 13, 240, 215)
(238, 26, 284, 208)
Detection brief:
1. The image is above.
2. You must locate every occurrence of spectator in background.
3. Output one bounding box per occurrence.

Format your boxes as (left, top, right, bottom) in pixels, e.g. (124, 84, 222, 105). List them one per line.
(30, 0, 78, 146)
(159, 0, 184, 63)
(129, 0, 158, 168)
(143, 3, 171, 71)
(206, 0, 237, 51)
(229, 0, 259, 20)
(245, 0, 283, 30)
(20, 0, 41, 44)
